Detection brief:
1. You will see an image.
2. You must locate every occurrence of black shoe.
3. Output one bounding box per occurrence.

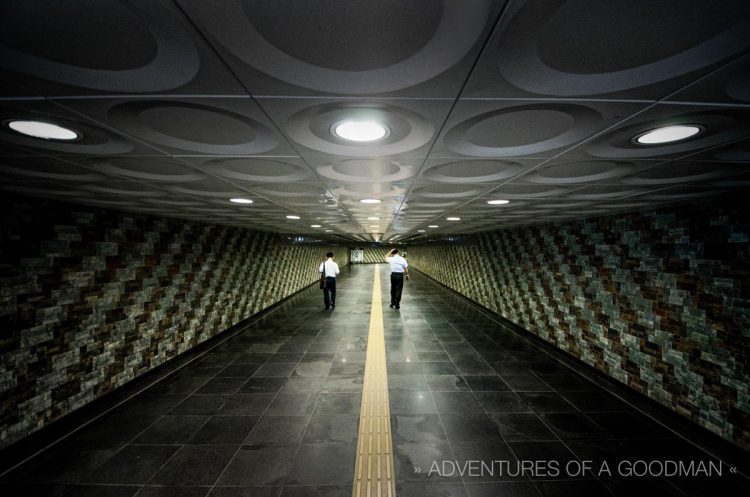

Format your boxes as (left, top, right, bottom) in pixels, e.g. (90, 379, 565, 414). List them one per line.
(389, 304, 394, 308)
(331, 304, 335, 309)
(395, 305, 400, 309)
(325, 306, 329, 310)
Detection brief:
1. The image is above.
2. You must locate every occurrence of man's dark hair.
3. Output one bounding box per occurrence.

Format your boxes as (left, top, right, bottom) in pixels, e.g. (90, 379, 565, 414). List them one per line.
(391, 249, 399, 254)
(326, 252, 334, 258)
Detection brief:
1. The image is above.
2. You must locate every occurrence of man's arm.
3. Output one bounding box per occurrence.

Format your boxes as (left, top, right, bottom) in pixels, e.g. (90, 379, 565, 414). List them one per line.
(385, 249, 395, 262)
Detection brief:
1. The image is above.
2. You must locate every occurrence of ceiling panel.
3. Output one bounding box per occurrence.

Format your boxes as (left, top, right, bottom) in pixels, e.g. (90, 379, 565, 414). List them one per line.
(55, 97, 296, 157)
(0, 1, 748, 242)
(431, 100, 648, 159)
(175, 0, 507, 97)
(0, 0, 248, 97)
(463, 0, 750, 100)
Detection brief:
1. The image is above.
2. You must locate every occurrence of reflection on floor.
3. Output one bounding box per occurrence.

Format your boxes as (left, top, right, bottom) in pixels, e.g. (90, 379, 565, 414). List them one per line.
(1, 265, 747, 497)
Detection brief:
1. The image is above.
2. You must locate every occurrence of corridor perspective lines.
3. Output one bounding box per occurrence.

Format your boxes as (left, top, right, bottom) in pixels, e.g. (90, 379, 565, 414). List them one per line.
(1, 265, 746, 497)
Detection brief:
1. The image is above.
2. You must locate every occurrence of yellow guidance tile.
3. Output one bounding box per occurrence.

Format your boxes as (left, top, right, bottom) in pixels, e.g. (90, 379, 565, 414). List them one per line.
(352, 264, 396, 497)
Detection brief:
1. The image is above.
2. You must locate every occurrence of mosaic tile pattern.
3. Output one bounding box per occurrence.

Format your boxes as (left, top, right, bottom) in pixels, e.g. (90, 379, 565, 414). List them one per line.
(0, 197, 348, 448)
(409, 201, 750, 449)
(350, 247, 401, 264)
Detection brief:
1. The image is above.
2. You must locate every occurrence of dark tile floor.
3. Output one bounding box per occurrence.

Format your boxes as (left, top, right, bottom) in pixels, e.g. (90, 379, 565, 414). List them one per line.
(1, 265, 748, 497)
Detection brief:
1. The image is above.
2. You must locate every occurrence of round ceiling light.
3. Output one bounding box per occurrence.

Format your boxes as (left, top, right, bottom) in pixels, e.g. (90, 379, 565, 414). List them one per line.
(286, 215, 300, 220)
(333, 121, 388, 142)
(7, 120, 79, 140)
(633, 124, 703, 145)
(360, 198, 382, 204)
(487, 199, 510, 205)
(229, 198, 254, 204)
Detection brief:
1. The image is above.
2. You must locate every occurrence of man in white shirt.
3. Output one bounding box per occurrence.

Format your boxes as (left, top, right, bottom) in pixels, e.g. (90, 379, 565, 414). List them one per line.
(319, 252, 340, 310)
(385, 248, 409, 309)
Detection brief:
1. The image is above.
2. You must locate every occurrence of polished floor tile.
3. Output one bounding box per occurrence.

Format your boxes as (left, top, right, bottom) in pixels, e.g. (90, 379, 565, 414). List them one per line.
(3, 266, 745, 497)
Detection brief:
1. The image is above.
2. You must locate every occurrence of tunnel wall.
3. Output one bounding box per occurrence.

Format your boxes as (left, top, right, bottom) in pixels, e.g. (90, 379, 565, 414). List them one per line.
(350, 246, 401, 263)
(409, 200, 750, 449)
(0, 196, 348, 448)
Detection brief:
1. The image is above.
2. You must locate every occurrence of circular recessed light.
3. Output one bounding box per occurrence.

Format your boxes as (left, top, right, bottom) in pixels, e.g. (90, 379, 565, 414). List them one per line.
(487, 199, 510, 205)
(367, 216, 380, 221)
(633, 124, 703, 145)
(286, 215, 300, 220)
(333, 121, 388, 142)
(229, 198, 254, 204)
(428, 225, 439, 228)
(310, 224, 321, 228)
(7, 120, 79, 140)
(446, 217, 461, 221)
(360, 198, 382, 204)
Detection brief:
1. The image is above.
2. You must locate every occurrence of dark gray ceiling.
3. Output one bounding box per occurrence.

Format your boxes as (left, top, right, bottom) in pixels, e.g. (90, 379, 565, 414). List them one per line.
(1, 0, 749, 243)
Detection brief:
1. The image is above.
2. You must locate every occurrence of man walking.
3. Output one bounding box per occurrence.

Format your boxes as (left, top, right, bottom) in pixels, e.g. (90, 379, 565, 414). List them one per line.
(319, 252, 340, 310)
(385, 248, 409, 309)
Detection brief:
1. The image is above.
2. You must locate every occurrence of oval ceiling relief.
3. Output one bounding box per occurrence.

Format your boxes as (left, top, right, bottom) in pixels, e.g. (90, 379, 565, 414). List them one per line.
(423, 160, 522, 183)
(88, 157, 205, 182)
(0, 112, 134, 155)
(203, 158, 310, 183)
(444, 104, 602, 157)
(411, 184, 483, 199)
(0, 0, 200, 92)
(525, 161, 634, 184)
(497, 0, 750, 96)
(108, 100, 278, 154)
(317, 158, 415, 183)
(285, 102, 433, 156)
(188, 0, 491, 93)
(586, 111, 750, 159)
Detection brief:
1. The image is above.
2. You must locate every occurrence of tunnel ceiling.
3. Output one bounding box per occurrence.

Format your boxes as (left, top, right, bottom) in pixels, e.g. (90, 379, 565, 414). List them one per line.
(1, 1, 749, 243)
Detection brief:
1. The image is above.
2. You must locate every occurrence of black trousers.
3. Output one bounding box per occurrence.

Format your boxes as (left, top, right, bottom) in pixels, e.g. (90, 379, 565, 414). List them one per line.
(390, 273, 404, 306)
(323, 276, 336, 308)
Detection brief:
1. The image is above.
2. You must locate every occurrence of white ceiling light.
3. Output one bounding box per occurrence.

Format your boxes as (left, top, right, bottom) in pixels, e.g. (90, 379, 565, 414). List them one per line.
(446, 217, 461, 221)
(428, 225, 439, 228)
(325, 229, 333, 232)
(310, 224, 321, 228)
(417, 229, 425, 232)
(370, 225, 380, 228)
(487, 199, 510, 205)
(286, 215, 300, 220)
(634, 124, 703, 145)
(367, 216, 380, 221)
(360, 198, 382, 204)
(333, 121, 387, 142)
(229, 198, 254, 204)
(8, 120, 79, 140)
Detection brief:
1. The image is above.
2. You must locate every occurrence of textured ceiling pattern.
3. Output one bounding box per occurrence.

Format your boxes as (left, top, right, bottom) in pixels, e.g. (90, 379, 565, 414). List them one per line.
(1, 0, 749, 243)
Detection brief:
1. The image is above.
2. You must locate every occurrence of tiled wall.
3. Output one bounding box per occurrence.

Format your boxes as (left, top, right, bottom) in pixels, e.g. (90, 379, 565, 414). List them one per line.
(350, 246, 399, 264)
(409, 201, 750, 449)
(0, 197, 348, 448)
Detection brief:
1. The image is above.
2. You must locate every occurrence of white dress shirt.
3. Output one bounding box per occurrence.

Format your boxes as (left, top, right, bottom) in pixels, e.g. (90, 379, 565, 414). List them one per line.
(319, 259, 340, 278)
(386, 255, 408, 273)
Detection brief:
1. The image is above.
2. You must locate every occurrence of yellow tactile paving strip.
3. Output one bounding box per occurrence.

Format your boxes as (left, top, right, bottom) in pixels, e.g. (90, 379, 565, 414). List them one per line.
(352, 264, 396, 497)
